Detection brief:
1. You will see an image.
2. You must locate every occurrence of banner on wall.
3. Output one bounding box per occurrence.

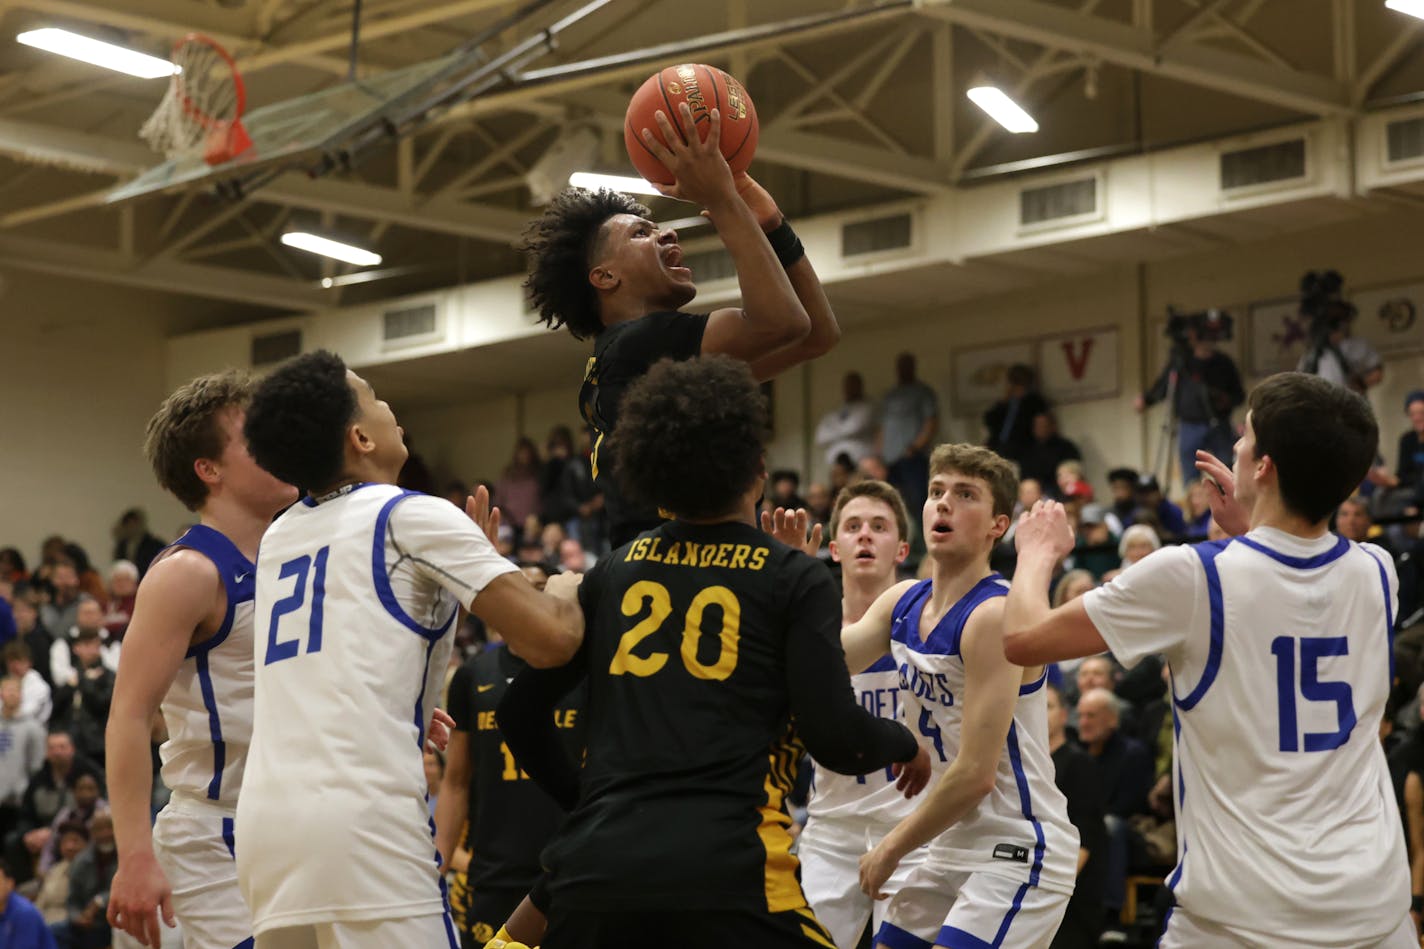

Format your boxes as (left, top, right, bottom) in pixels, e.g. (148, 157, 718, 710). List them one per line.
(1350, 282, 1424, 358)
(951, 341, 1035, 415)
(1247, 298, 1306, 377)
(1038, 327, 1120, 403)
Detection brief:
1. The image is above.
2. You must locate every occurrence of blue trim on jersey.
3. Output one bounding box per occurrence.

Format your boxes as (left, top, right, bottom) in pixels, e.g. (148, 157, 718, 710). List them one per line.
(372, 492, 459, 640)
(232, 939, 254, 949)
(221, 817, 235, 859)
(862, 654, 898, 675)
(167, 525, 254, 660)
(1359, 544, 1397, 680)
(1234, 532, 1350, 569)
(1155, 904, 1176, 948)
(438, 874, 459, 949)
(1018, 667, 1048, 695)
(938, 881, 1032, 948)
(195, 650, 226, 801)
(413, 638, 437, 750)
(877, 921, 934, 949)
(1005, 722, 1047, 888)
(891, 575, 1008, 656)
(1173, 540, 1230, 711)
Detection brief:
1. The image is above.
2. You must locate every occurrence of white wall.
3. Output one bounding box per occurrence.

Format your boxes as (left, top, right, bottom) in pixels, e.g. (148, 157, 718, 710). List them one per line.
(1, 272, 190, 571)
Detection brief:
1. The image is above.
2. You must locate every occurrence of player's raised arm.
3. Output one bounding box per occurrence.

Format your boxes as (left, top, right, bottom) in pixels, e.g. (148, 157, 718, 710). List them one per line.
(785, 565, 926, 784)
(1002, 500, 1108, 666)
(841, 579, 916, 675)
(106, 552, 218, 947)
(861, 598, 1022, 899)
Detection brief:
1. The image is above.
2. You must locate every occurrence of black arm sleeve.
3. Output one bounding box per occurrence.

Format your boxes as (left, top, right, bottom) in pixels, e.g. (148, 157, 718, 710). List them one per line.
(782, 559, 919, 774)
(496, 657, 585, 811)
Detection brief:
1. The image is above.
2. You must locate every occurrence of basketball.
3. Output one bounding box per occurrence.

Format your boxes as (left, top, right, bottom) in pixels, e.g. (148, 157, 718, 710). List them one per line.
(623, 63, 759, 185)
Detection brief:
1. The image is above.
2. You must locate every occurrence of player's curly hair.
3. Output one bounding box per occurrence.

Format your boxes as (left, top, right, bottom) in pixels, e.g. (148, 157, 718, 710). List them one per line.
(243, 350, 356, 495)
(610, 356, 768, 520)
(520, 187, 650, 340)
(144, 370, 254, 511)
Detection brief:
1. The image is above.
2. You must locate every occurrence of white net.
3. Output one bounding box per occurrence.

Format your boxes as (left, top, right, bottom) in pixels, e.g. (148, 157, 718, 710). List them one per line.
(139, 36, 241, 161)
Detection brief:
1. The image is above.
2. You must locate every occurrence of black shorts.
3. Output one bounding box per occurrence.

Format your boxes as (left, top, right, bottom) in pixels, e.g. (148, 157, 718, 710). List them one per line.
(449, 878, 525, 949)
(543, 905, 836, 949)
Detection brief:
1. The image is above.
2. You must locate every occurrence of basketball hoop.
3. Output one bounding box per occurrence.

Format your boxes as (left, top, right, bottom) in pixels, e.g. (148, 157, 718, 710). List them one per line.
(140, 33, 251, 166)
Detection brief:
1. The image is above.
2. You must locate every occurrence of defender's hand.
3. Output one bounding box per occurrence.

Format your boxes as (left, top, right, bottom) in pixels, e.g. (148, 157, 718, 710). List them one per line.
(1014, 500, 1076, 561)
(761, 507, 822, 557)
(892, 744, 932, 799)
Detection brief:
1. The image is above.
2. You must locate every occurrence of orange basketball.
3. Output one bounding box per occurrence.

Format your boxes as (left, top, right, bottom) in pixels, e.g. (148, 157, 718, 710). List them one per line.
(624, 63, 759, 186)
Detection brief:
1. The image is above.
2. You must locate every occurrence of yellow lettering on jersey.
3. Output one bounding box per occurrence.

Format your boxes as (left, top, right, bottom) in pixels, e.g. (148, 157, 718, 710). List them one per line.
(626, 538, 648, 562)
(476, 710, 497, 731)
(662, 541, 682, 565)
(698, 544, 717, 567)
(748, 547, 768, 571)
(554, 708, 578, 729)
(729, 545, 750, 569)
(681, 542, 700, 566)
(645, 538, 664, 563)
(712, 543, 733, 567)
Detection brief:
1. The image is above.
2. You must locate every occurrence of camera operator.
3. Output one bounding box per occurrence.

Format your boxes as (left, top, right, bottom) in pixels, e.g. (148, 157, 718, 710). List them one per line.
(1134, 310, 1244, 488)
(1296, 270, 1383, 395)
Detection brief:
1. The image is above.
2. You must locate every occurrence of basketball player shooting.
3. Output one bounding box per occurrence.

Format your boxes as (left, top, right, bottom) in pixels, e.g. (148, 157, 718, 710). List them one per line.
(521, 101, 839, 548)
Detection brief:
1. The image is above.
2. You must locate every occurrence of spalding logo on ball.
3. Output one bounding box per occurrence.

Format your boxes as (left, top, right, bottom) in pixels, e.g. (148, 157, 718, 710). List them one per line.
(624, 63, 759, 185)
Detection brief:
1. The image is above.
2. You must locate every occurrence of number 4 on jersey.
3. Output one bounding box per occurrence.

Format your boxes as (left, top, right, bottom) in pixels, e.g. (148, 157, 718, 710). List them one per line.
(265, 547, 330, 666)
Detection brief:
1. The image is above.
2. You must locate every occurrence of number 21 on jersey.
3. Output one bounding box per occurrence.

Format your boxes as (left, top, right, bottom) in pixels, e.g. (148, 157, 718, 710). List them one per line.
(265, 547, 330, 666)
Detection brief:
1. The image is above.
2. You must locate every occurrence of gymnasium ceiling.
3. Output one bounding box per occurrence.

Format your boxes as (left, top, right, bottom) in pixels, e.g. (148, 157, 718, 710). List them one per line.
(1, 0, 1423, 331)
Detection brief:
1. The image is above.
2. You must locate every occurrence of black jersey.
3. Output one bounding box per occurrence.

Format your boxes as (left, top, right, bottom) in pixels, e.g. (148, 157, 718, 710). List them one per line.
(445, 645, 583, 892)
(579, 310, 708, 545)
(515, 519, 918, 914)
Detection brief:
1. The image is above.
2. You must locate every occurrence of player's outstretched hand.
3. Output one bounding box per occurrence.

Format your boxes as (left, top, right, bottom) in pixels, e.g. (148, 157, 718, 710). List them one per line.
(1014, 500, 1075, 560)
(465, 485, 501, 544)
(641, 103, 736, 210)
(544, 570, 583, 604)
(427, 707, 455, 753)
(892, 744, 932, 799)
(761, 507, 822, 557)
(859, 840, 900, 901)
(1193, 450, 1249, 536)
(107, 850, 176, 948)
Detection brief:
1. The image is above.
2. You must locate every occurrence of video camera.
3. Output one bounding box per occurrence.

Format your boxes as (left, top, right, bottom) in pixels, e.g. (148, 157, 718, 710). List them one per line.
(1299, 269, 1356, 344)
(1165, 306, 1233, 349)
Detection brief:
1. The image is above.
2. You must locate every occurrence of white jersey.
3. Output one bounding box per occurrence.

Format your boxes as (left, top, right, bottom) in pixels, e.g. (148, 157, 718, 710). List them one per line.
(236, 483, 518, 934)
(889, 576, 1077, 894)
(804, 655, 926, 830)
(1083, 527, 1409, 946)
(154, 525, 255, 807)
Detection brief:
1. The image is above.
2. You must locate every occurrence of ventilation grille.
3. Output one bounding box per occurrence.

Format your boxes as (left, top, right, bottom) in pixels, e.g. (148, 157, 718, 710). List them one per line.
(383, 303, 438, 342)
(1386, 116, 1424, 164)
(1019, 178, 1098, 226)
(683, 247, 735, 282)
(841, 212, 912, 257)
(250, 329, 301, 367)
(1220, 138, 1307, 190)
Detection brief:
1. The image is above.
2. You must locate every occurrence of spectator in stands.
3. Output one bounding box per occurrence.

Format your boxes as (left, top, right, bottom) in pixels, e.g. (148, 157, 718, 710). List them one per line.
(49, 630, 112, 769)
(857, 455, 890, 484)
(99, 562, 137, 643)
(1135, 324, 1244, 486)
(36, 774, 102, 877)
(984, 363, 1047, 468)
(496, 437, 544, 531)
(0, 550, 27, 586)
(1336, 495, 1375, 544)
(3, 645, 49, 725)
(0, 678, 45, 844)
(9, 733, 99, 886)
(540, 425, 583, 534)
(1397, 392, 1424, 500)
(815, 371, 878, 468)
(0, 590, 13, 651)
(1134, 474, 1186, 538)
(37, 567, 80, 651)
(1103, 468, 1139, 535)
(54, 811, 114, 949)
(109, 509, 164, 579)
(1070, 655, 1115, 711)
(1077, 688, 1156, 941)
(442, 480, 470, 508)
(1118, 525, 1162, 568)
(1072, 505, 1119, 579)
(829, 452, 856, 497)
(0, 857, 54, 948)
(1046, 683, 1105, 949)
(558, 539, 587, 574)
(1056, 460, 1091, 503)
(1020, 412, 1082, 492)
(1388, 684, 1424, 933)
(768, 470, 808, 511)
(48, 601, 116, 693)
(804, 482, 832, 529)
(878, 352, 938, 516)
(33, 823, 85, 926)
(58, 549, 104, 612)
(1181, 478, 1213, 537)
(1018, 478, 1045, 516)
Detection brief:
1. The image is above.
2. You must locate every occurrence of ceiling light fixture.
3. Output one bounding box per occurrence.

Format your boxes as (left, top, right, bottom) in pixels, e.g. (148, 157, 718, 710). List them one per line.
(16, 28, 176, 79)
(568, 172, 663, 196)
(1385, 0, 1424, 19)
(281, 232, 382, 267)
(966, 86, 1039, 134)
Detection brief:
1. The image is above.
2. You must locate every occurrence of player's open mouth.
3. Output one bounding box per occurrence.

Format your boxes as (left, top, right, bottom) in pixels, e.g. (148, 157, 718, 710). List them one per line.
(663, 246, 692, 278)
(931, 523, 952, 535)
(855, 549, 876, 560)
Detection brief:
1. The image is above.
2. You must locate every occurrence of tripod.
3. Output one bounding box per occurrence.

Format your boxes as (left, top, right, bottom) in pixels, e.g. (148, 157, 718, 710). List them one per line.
(1150, 348, 1185, 487)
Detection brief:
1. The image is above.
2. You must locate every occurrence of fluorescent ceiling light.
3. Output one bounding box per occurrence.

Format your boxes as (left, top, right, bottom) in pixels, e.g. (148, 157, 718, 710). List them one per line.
(568, 172, 662, 196)
(966, 86, 1039, 134)
(1385, 0, 1424, 19)
(17, 28, 176, 79)
(281, 232, 382, 267)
